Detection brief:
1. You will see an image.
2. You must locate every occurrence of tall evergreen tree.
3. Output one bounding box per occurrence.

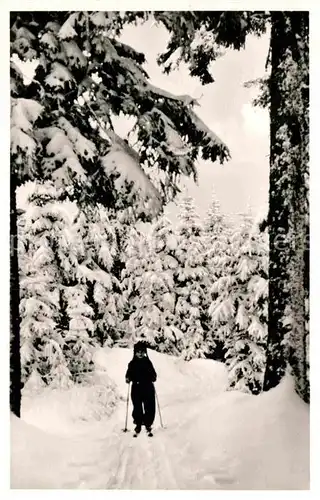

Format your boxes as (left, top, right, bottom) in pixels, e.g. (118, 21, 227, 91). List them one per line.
(264, 12, 309, 402)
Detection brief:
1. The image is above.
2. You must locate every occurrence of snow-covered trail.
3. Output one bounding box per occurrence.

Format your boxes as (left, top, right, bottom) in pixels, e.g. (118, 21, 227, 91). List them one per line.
(12, 348, 309, 490)
(56, 349, 233, 489)
(60, 385, 235, 490)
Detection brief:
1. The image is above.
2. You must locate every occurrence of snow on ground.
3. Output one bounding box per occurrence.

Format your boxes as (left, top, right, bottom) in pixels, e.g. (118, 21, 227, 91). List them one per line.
(21, 369, 121, 436)
(11, 348, 309, 489)
(171, 374, 310, 490)
(11, 415, 84, 489)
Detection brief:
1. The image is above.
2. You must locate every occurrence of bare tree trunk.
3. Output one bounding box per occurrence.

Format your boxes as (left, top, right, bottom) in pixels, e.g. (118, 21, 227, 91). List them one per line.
(264, 12, 309, 403)
(10, 166, 21, 417)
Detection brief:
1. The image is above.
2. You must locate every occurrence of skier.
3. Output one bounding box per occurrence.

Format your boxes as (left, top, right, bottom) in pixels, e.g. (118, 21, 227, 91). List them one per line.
(125, 341, 157, 436)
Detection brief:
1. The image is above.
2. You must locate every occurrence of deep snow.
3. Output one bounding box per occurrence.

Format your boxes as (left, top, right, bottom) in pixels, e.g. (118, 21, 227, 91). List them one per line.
(11, 347, 309, 489)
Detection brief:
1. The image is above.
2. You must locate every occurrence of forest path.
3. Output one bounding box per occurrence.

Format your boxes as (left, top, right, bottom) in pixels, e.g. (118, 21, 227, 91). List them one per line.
(12, 349, 310, 490)
(61, 382, 236, 490)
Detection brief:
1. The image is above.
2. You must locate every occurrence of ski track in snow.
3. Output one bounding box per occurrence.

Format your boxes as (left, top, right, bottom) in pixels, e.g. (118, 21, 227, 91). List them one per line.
(38, 349, 235, 490)
(61, 385, 235, 490)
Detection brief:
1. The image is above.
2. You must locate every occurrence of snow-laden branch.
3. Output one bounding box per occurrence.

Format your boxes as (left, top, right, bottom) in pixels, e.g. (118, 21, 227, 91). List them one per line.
(83, 94, 163, 216)
(146, 82, 200, 107)
(188, 108, 229, 152)
(147, 82, 229, 156)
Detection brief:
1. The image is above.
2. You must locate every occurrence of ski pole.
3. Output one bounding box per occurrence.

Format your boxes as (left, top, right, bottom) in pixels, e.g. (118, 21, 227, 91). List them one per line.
(123, 382, 130, 432)
(155, 388, 164, 428)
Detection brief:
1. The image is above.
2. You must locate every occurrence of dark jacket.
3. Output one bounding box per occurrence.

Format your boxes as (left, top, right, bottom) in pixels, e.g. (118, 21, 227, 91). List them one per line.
(126, 356, 157, 385)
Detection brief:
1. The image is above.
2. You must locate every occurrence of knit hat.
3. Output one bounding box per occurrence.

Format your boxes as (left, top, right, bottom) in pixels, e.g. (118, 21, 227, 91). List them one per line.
(134, 340, 147, 354)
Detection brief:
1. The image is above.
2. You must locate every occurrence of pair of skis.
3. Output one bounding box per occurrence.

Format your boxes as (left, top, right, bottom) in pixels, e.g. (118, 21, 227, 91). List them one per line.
(122, 426, 153, 436)
(133, 427, 153, 438)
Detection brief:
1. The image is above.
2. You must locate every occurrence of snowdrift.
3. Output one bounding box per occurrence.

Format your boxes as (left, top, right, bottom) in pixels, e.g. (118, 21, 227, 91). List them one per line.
(172, 374, 310, 490)
(11, 414, 81, 489)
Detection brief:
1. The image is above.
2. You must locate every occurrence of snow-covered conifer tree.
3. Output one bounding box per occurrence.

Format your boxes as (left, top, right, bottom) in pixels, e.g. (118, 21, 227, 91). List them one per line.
(19, 183, 95, 387)
(74, 206, 123, 347)
(121, 216, 181, 353)
(202, 191, 230, 359)
(18, 207, 60, 386)
(173, 196, 209, 360)
(148, 216, 180, 353)
(204, 191, 225, 248)
(121, 228, 152, 345)
(209, 213, 268, 394)
(60, 285, 95, 384)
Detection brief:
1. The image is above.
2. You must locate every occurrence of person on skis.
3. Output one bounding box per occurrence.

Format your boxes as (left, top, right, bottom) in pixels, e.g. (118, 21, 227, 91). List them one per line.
(125, 341, 157, 436)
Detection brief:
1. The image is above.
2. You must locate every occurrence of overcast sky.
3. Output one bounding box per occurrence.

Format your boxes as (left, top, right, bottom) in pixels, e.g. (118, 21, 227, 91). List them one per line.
(118, 20, 270, 222)
(17, 18, 270, 222)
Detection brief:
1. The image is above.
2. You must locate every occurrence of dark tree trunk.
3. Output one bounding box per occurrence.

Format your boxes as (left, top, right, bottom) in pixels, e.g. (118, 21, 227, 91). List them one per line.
(264, 12, 309, 403)
(10, 166, 22, 417)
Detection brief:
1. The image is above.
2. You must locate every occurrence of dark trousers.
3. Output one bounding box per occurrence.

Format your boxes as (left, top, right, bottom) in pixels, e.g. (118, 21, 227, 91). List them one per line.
(131, 382, 156, 428)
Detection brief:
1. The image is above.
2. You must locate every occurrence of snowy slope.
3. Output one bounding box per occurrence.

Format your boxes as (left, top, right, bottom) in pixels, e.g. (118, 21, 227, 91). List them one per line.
(171, 375, 309, 490)
(11, 348, 309, 490)
(11, 415, 85, 489)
